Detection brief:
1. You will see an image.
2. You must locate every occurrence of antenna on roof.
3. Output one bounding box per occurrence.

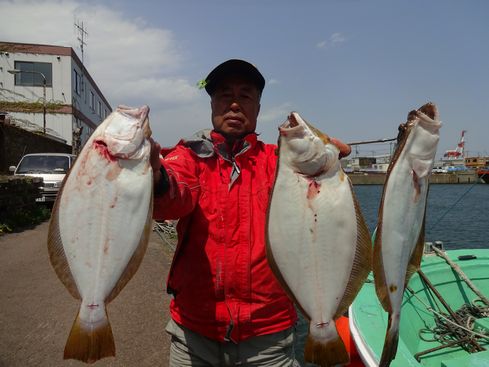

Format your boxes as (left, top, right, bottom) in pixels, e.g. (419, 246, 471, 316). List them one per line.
(73, 19, 89, 150)
(74, 19, 88, 93)
(74, 19, 88, 66)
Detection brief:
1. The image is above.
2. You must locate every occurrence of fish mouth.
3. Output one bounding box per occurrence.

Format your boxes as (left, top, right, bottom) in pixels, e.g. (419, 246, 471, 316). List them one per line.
(100, 105, 152, 159)
(280, 112, 331, 145)
(279, 112, 304, 134)
(117, 105, 152, 138)
(286, 112, 300, 128)
(117, 105, 150, 121)
(408, 102, 442, 132)
(418, 102, 437, 120)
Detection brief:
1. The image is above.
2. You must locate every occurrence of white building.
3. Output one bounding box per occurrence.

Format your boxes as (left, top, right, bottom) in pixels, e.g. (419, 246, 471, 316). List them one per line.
(0, 41, 111, 147)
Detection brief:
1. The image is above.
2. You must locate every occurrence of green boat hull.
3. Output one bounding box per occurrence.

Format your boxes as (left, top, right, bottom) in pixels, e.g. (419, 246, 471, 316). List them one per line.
(350, 249, 489, 367)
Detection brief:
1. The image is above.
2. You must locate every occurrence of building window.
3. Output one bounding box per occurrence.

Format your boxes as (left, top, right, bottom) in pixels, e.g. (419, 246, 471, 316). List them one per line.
(74, 69, 82, 95)
(14, 61, 53, 87)
(98, 101, 102, 116)
(90, 91, 94, 110)
(104, 109, 108, 119)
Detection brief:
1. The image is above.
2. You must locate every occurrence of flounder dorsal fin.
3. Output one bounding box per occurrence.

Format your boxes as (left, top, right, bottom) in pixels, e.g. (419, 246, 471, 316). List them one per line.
(373, 197, 392, 313)
(334, 179, 372, 319)
(405, 210, 427, 287)
(47, 179, 81, 300)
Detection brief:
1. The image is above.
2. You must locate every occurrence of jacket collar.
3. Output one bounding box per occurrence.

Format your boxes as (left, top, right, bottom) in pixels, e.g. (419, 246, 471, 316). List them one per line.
(182, 129, 258, 161)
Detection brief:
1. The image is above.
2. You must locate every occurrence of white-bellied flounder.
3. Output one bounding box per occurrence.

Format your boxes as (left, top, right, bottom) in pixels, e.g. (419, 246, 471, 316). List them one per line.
(267, 112, 371, 366)
(48, 105, 153, 363)
(373, 103, 441, 367)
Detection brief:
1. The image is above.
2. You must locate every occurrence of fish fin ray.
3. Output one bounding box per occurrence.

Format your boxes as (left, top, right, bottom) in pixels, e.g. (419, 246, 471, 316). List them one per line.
(64, 308, 115, 363)
(386, 120, 411, 178)
(405, 212, 426, 286)
(47, 189, 81, 299)
(304, 329, 349, 366)
(379, 313, 400, 367)
(373, 220, 393, 313)
(105, 195, 153, 303)
(335, 182, 372, 317)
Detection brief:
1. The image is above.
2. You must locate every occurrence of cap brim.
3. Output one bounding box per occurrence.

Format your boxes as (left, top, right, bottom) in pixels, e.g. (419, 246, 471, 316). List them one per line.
(204, 59, 265, 95)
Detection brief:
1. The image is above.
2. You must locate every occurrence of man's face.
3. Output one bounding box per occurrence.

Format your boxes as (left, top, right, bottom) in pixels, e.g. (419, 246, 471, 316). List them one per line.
(210, 75, 261, 141)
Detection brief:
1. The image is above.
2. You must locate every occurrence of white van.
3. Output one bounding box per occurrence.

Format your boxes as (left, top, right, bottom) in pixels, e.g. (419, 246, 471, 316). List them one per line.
(432, 166, 448, 174)
(9, 153, 76, 203)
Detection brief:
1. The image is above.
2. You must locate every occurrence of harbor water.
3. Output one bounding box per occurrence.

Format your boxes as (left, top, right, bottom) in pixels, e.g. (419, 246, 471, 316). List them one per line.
(354, 183, 489, 249)
(294, 183, 488, 366)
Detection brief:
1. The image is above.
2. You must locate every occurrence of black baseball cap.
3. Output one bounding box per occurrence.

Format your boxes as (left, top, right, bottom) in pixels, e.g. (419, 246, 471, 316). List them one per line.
(204, 59, 265, 96)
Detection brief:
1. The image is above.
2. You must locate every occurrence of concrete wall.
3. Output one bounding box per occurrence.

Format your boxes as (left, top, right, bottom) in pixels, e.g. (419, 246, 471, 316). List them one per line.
(429, 172, 480, 184)
(348, 172, 481, 185)
(0, 123, 71, 174)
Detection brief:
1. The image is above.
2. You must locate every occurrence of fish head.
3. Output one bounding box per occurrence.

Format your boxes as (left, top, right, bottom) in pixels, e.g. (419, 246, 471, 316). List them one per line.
(98, 105, 151, 160)
(406, 102, 442, 158)
(392, 102, 442, 179)
(278, 112, 339, 176)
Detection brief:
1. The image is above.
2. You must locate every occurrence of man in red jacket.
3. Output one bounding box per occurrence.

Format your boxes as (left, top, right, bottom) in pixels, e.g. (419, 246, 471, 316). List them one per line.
(150, 59, 351, 366)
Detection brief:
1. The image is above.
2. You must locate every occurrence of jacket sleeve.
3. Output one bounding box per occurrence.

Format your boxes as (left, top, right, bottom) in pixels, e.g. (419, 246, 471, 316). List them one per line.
(153, 144, 201, 221)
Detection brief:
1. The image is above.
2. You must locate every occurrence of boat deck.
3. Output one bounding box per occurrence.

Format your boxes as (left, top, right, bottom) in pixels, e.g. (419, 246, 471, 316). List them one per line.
(350, 249, 489, 367)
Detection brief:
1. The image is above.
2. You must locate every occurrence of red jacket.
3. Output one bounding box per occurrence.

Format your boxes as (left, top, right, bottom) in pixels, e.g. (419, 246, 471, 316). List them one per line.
(153, 130, 297, 342)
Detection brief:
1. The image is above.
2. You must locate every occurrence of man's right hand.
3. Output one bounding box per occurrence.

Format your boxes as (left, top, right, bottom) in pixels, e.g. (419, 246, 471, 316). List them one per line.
(150, 138, 162, 183)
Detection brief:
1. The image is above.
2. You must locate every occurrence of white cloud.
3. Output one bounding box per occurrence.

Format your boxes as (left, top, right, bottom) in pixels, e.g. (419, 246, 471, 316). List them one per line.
(316, 40, 327, 49)
(0, 0, 206, 145)
(330, 32, 346, 44)
(0, 0, 197, 106)
(268, 78, 279, 85)
(317, 32, 347, 49)
(116, 78, 199, 104)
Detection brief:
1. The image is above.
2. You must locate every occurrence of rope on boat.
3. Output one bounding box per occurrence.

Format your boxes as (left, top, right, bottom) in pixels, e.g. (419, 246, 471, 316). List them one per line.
(433, 303, 489, 344)
(417, 270, 486, 352)
(430, 245, 489, 307)
(406, 287, 489, 342)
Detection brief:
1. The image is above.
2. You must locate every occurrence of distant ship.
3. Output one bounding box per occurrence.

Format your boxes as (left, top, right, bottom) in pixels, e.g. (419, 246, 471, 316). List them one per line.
(344, 131, 488, 185)
(477, 167, 489, 183)
(437, 130, 467, 170)
(437, 130, 488, 178)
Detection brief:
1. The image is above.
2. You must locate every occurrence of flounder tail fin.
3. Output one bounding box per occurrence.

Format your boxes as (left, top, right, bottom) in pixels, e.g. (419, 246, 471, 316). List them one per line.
(64, 308, 115, 363)
(304, 322, 349, 367)
(379, 313, 400, 367)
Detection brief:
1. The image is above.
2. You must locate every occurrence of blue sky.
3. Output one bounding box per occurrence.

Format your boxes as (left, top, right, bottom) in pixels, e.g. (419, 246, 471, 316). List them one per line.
(2, 0, 488, 158)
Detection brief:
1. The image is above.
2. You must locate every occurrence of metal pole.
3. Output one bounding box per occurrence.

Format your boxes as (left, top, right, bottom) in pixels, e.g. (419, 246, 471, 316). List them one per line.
(42, 76, 46, 134)
(347, 137, 397, 146)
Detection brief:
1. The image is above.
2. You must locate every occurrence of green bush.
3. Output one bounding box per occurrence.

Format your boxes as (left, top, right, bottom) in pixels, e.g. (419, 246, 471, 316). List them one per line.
(0, 205, 51, 234)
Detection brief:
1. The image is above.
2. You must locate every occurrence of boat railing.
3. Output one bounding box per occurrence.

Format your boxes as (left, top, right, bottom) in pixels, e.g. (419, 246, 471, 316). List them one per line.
(424, 240, 445, 254)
